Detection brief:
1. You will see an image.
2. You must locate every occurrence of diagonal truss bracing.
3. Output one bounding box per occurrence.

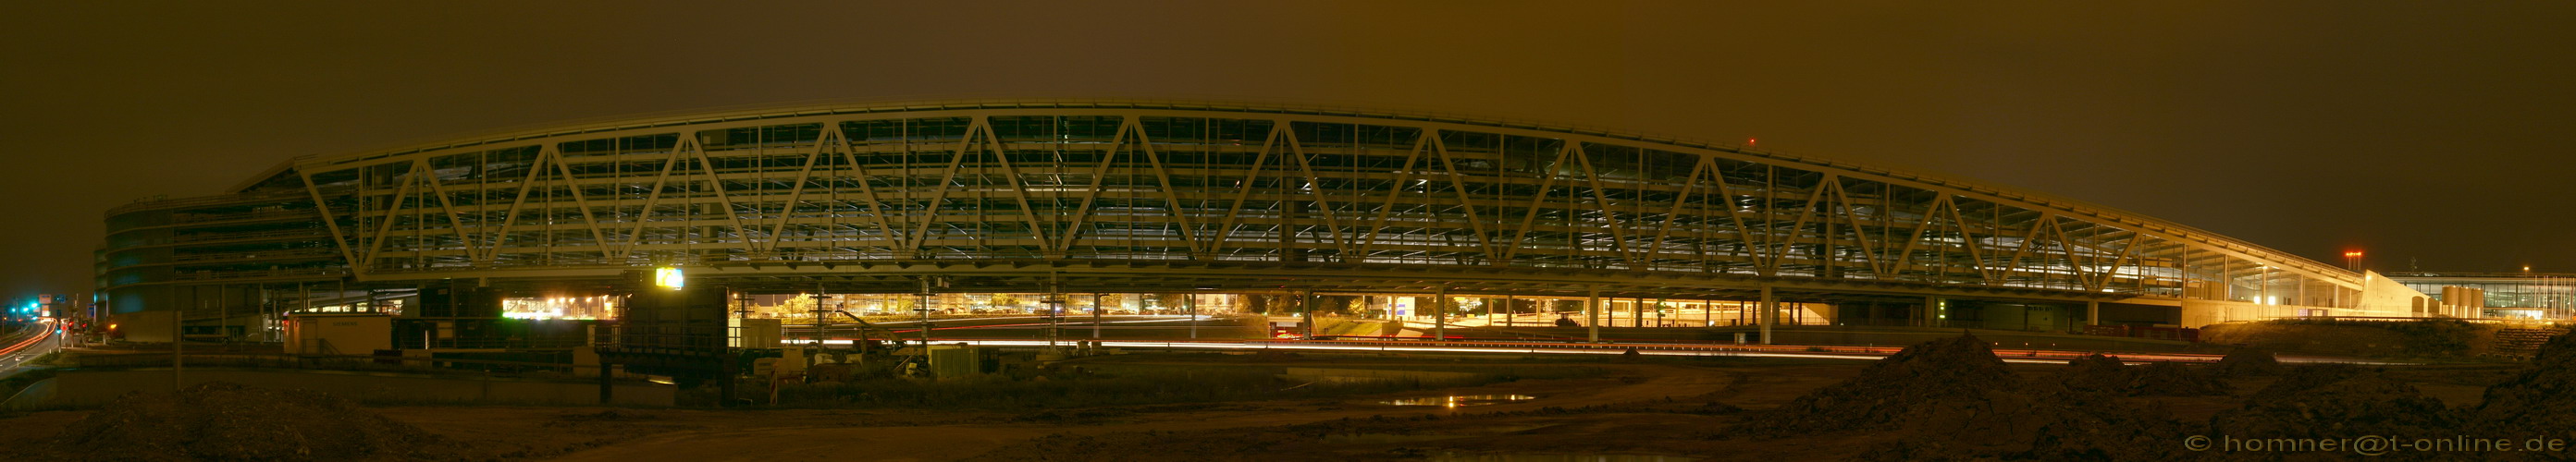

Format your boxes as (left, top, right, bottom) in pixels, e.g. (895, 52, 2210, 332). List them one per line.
(267, 104, 2356, 302)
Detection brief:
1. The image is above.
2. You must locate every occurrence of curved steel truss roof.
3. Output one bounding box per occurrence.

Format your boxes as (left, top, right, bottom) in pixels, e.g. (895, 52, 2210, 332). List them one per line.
(127, 100, 2360, 303)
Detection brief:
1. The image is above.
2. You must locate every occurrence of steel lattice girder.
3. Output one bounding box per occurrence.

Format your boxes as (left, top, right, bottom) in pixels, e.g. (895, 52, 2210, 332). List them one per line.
(158, 100, 2348, 304)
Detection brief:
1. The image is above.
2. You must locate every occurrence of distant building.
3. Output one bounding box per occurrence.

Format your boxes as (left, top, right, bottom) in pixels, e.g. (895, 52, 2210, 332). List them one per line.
(2388, 272, 2575, 320)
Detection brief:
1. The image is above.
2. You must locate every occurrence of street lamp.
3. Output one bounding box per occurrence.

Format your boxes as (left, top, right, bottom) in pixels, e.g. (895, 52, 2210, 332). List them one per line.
(2342, 250, 2363, 272)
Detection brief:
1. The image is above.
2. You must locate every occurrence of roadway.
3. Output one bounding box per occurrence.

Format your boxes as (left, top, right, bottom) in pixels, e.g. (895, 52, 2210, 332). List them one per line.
(0, 324, 61, 379)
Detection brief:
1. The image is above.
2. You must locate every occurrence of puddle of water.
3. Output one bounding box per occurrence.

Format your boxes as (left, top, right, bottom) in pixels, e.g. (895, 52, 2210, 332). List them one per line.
(1428, 455, 1691, 462)
(1379, 395, 1537, 407)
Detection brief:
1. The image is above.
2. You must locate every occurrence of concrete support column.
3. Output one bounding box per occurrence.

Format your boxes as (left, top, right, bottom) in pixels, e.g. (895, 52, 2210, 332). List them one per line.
(1922, 296, 1938, 328)
(1586, 286, 1601, 344)
(1434, 286, 1448, 341)
(1758, 286, 1776, 345)
(598, 363, 613, 404)
(2261, 267, 2272, 305)
(1632, 298, 1644, 328)
(1300, 291, 1316, 338)
(2086, 300, 2101, 327)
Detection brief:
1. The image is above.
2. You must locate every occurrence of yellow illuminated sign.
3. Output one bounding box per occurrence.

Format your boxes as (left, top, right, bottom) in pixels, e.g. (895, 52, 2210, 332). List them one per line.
(654, 267, 684, 289)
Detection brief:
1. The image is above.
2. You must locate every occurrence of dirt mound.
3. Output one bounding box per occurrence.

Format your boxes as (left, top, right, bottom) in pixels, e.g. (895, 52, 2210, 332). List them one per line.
(1849, 385, 2183, 462)
(2467, 332, 2576, 448)
(2131, 362, 2231, 396)
(2244, 364, 2366, 403)
(2210, 365, 2459, 441)
(46, 383, 459, 461)
(2060, 354, 2130, 392)
(1734, 334, 2013, 435)
(547, 409, 659, 426)
(2210, 346, 2286, 376)
(1737, 334, 2186, 461)
(2060, 354, 2230, 396)
(2201, 319, 2498, 359)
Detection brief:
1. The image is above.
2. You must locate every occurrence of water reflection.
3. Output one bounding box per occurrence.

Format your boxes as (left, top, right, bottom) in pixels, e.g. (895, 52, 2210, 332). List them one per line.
(1379, 395, 1537, 407)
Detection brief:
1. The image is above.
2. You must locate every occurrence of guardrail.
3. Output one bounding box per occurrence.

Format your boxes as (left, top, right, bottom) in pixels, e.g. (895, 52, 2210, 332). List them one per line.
(171, 268, 343, 281)
(172, 228, 330, 243)
(2261, 316, 2572, 326)
(68, 352, 585, 376)
(171, 249, 338, 262)
(172, 210, 315, 225)
(912, 336, 2230, 364)
(106, 189, 324, 216)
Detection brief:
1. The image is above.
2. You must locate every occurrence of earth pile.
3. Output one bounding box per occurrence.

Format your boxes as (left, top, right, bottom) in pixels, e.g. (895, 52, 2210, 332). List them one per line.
(2210, 346, 2286, 376)
(47, 383, 459, 461)
(2466, 333, 2576, 454)
(1733, 334, 2187, 461)
(2207, 365, 2459, 453)
(2060, 354, 2230, 396)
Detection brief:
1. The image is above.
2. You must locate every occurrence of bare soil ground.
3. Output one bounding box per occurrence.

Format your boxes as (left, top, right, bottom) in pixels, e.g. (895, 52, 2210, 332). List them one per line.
(0, 341, 2561, 461)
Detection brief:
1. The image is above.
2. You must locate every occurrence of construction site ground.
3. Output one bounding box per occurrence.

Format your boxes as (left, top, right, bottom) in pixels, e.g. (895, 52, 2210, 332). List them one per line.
(0, 347, 2552, 461)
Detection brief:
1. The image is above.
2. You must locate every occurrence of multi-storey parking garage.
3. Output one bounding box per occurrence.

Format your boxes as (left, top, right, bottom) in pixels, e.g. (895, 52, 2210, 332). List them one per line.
(99, 100, 2439, 338)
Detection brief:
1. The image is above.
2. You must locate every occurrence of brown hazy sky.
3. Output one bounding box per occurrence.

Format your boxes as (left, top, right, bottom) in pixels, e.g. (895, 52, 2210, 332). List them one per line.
(3, 2, 2571, 301)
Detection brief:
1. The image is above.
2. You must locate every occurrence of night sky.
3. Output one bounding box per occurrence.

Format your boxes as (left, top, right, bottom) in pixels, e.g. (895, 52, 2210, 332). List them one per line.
(4, 2, 2570, 300)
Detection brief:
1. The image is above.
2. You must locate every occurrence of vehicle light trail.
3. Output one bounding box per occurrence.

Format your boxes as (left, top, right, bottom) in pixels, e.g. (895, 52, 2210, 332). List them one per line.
(0, 330, 45, 358)
(796, 335, 2285, 364)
